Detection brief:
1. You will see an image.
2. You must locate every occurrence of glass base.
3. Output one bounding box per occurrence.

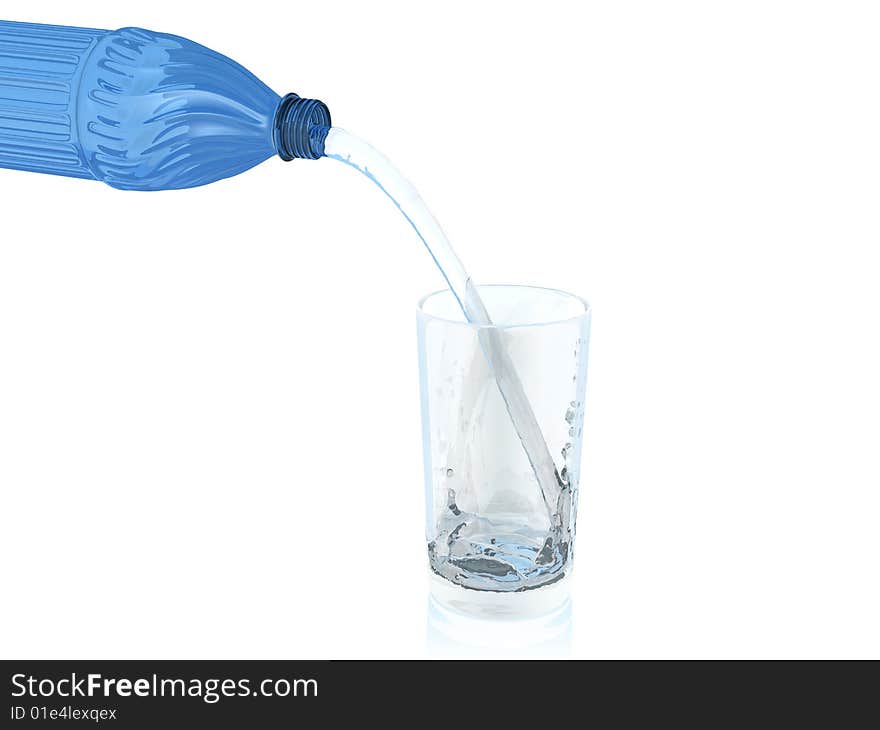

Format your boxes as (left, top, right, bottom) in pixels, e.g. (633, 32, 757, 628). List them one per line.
(428, 571, 571, 620)
(428, 588, 572, 656)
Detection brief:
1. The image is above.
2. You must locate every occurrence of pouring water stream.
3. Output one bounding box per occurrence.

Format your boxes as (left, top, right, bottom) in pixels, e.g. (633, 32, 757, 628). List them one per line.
(322, 128, 567, 531)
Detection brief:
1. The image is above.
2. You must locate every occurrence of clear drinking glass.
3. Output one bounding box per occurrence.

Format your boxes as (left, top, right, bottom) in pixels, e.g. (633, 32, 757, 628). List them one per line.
(417, 285, 591, 616)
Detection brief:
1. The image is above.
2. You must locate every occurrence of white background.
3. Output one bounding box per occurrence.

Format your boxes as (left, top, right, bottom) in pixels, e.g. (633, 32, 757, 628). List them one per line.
(1, 1, 878, 659)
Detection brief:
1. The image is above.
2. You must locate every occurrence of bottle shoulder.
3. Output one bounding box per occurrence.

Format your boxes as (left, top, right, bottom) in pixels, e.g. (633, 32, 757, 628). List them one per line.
(77, 27, 280, 190)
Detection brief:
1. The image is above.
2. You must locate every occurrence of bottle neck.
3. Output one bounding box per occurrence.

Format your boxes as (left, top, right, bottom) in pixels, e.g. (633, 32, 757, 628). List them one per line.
(274, 93, 331, 161)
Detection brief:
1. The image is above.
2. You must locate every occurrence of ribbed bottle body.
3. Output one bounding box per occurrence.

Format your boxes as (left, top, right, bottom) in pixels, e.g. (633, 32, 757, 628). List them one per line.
(0, 20, 106, 179)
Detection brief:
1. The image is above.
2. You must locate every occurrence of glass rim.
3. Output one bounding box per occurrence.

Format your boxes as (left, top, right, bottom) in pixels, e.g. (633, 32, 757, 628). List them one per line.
(417, 284, 591, 330)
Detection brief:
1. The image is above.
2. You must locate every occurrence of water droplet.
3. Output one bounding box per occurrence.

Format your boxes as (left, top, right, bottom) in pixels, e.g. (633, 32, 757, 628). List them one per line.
(446, 468, 454, 477)
(565, 406, 576, 424)
(446, 488, 461, 516)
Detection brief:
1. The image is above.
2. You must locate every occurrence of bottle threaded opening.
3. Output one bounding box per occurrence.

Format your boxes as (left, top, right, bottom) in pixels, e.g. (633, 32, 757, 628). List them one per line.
(274, 93, 331, 161)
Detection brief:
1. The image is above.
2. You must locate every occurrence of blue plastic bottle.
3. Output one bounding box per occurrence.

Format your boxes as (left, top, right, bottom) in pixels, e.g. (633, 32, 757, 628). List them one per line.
(0, 20, 330, 190)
